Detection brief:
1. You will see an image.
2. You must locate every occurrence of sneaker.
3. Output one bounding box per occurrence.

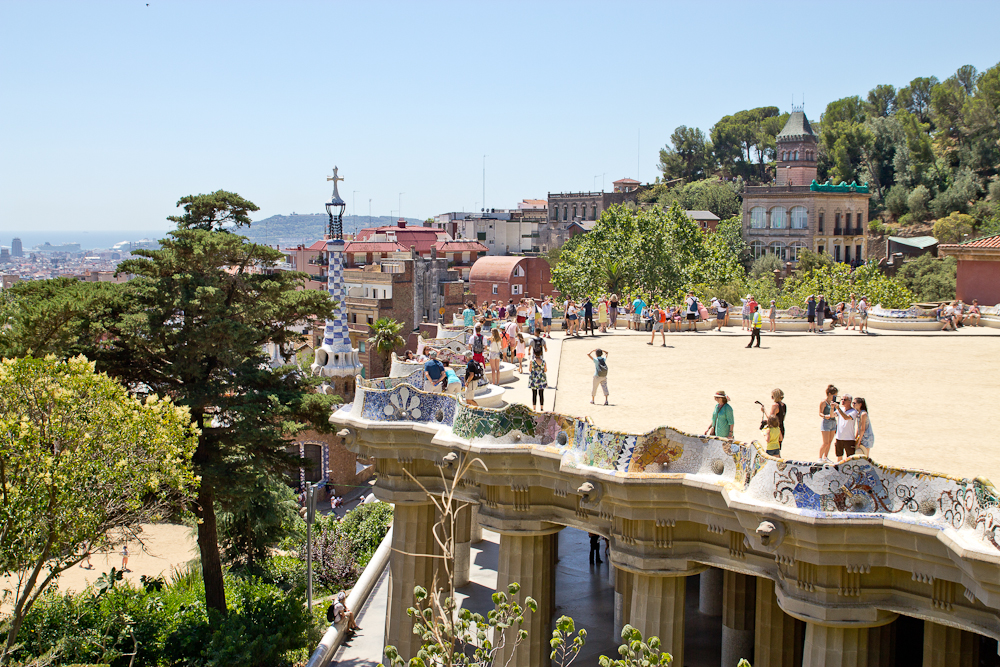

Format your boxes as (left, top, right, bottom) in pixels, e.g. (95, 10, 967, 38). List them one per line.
(661, 343, 666, 347)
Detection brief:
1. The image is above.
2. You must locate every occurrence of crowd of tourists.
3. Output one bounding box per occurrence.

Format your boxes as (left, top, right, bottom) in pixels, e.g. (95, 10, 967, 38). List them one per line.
(706, 385, 874, 462)
(933, 299, 983, 330)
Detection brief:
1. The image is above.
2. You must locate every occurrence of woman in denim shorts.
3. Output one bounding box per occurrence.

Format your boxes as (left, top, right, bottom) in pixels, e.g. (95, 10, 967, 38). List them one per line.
(818, 384, 838, 461)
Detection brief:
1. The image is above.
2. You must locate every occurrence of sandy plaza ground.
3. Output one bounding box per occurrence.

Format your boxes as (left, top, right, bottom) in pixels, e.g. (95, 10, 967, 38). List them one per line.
(515, 325, 1000, 484)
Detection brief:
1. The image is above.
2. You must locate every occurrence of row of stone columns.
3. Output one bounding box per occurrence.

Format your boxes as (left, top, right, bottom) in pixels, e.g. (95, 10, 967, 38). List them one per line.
(384, 502, 986, 667)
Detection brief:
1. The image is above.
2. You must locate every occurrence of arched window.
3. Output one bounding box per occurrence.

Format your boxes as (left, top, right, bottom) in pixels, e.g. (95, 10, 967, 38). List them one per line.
(769, 242, 786, 260)
(301, 443, 324, 483)
(563, 205, 568, 221)
(790, 206, 808, 229)
(780, 151, 786, 161)
(788, 241, 808, 261)
(794, 150, 799, 161)
(770, 206, 786, 229)
(750, 240, 766, 258)
(591, 204, 598, 220)
(750, 207, 766, 229)
(572, 205, 577, 220)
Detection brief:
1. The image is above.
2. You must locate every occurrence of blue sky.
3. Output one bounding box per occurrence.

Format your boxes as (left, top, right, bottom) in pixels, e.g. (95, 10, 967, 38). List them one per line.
(2, 0, 999, 239)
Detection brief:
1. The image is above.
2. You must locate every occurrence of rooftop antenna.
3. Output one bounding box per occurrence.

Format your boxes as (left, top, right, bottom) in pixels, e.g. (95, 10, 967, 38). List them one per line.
(482, 155, 487, 216)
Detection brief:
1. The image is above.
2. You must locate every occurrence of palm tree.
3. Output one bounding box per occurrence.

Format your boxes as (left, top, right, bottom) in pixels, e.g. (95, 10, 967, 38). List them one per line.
(367, 317, 405, 377)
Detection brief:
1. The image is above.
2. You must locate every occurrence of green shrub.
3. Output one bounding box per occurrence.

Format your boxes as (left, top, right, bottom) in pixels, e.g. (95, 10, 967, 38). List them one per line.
(16, 571, 313, 667)
(897, 254, 957, 302)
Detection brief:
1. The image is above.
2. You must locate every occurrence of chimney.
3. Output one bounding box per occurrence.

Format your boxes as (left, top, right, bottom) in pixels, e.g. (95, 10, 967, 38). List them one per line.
(431, 246, 438, 260)
(397, 218, 406, 229)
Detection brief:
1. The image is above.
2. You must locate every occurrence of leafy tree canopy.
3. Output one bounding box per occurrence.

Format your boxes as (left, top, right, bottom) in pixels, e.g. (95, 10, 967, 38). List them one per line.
(167, 190, 260, 231)
(0, 355, 198, 662)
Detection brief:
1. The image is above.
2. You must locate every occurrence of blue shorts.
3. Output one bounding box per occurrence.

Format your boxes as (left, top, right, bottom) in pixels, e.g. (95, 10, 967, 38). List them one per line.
(821, 418, 836, 432)
(542, 318, 552, 326)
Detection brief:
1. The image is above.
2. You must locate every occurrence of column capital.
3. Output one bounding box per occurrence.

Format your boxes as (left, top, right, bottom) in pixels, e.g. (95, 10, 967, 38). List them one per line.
(479, 514, 564, 536)
(778, 585, 897, 628)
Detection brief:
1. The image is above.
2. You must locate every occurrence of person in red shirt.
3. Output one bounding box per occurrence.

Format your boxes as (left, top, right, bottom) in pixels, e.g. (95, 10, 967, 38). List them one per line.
(647, 304, 668, 347)
(747, 296, 758, 320)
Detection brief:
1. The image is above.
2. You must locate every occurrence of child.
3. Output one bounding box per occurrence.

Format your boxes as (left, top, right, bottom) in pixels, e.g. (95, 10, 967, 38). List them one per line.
(515, 333, 526, 373)
(120, 544, 129, 572)
(764, 414, 782, 457)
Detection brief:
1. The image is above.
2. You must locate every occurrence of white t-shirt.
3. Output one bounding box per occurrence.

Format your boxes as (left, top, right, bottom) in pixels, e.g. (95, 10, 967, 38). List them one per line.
(836, 408, 858, 440)
(542, 302, 553, 318)
(505, 321, 519, 338)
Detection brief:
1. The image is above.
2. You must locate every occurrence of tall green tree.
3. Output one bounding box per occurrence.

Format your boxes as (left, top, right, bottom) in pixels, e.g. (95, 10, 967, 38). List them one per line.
(90, 193, 336, 616)
(895, 76, 939, 126)
(0, 356, 197, 663)
(658, 125, 713, 182)
(710, 107, 784, 183)
(866, 84, 897, 118)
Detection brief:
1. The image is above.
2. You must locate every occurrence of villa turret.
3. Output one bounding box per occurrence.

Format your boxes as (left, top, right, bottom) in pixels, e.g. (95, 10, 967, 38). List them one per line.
(775, 108, 818, 186)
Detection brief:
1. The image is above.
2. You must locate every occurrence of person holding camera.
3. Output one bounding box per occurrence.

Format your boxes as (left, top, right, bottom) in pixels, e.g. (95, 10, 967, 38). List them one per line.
(818, 385, 837, 461)
(831, 393, 858, 461)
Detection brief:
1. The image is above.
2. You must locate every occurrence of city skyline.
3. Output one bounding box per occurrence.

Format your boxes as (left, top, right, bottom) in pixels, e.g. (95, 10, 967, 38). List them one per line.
(2, 1, 999, 236)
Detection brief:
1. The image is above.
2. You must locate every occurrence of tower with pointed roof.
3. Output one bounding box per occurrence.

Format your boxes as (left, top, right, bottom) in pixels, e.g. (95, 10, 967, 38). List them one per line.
(775, 106, 818, 186)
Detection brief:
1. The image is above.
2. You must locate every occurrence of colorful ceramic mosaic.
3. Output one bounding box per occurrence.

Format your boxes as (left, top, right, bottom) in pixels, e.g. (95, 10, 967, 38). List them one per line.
(358, 383, 457, 425)
(452, 402, 539, 440)
(628, 430, 685, 473)
(340, 375, 1000, 553)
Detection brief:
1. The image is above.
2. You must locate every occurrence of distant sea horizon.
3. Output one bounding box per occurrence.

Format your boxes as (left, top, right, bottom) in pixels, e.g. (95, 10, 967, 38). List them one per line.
(4, 229, 172, 251)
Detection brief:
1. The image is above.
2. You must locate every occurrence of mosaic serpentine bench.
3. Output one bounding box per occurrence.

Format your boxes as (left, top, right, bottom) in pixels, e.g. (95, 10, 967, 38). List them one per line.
(341, 376, 1000, 557)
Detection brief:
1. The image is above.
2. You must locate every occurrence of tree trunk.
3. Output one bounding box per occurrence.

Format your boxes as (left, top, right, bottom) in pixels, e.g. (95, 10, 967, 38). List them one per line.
(196, 481, 227, 616)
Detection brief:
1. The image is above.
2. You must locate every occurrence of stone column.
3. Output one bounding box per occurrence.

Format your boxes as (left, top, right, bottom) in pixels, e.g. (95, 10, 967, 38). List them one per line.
(923, 621, 979, 667)
(470, 504, 483, 543)
(755, 578, 804, 667)
(384, 502, 439, 662)
(454, 504, 472, 588)
(629, 573, 686, 666)
(699, 567, 723, 616)
(613, 566, 634, 639)
(495, 529, 560, 667)
(722, 571, 756, 667)
(802, 620, 897, 667)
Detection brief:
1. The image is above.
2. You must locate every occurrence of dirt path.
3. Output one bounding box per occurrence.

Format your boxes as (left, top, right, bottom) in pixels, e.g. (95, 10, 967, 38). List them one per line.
(2, 523, 197, 601)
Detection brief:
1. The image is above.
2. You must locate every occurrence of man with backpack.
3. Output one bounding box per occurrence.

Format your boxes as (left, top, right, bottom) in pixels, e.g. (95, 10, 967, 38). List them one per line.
(531, 332, 547, 360)
(588, 348, 610, 405)
(468, 324, 486, 365)
(685, 292, 700, 331)
(462, 350, 481, 406)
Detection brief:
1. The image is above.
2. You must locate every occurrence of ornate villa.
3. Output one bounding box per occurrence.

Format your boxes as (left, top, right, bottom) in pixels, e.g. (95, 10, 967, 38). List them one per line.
(743, 108, 871, 265)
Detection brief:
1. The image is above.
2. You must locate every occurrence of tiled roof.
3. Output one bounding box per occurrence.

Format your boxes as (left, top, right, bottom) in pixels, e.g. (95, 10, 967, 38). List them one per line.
(433, 240, 488, 252)
(777, 111, 817, 141)
(686, 210, 720, 221)
(344, 241, 407, 253)
(614, 177, 640, 184)
(945, 234, 1000, 249)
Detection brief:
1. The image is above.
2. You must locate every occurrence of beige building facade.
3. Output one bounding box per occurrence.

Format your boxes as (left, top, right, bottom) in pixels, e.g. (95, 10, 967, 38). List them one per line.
(743, 110, 871, 265)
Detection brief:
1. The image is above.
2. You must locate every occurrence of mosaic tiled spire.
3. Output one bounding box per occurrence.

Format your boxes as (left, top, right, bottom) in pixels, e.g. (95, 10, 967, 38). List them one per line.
(323, 237, 351, 351)
(313, 167, 362, 379)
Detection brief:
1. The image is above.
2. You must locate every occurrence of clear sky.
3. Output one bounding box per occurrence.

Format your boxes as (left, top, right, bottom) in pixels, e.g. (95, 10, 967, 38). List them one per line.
(2, 0, 999, 239)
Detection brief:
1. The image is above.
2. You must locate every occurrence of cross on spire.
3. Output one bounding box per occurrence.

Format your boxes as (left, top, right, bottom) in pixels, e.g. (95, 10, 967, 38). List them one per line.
(327, 166, 344, 200)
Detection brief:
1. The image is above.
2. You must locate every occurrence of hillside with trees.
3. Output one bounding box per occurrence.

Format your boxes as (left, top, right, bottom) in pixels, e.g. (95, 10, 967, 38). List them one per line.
(239, 214, 425, 246)
(646, 62, 1000, 240)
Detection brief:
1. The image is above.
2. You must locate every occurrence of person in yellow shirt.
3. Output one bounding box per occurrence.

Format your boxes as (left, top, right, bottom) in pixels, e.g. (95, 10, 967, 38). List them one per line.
(764, 414, 782, 456)
(746, 304, 763, 348)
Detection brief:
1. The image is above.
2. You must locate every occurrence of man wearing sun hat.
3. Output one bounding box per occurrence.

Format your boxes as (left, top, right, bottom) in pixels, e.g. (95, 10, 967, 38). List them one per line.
(705, 390, 734, 440)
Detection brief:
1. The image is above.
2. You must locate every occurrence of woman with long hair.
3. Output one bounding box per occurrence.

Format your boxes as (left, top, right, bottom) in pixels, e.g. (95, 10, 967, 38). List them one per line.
(489, 328, 503, 385)
(818, 384, 837, 461)
(853, 397, 874, 457)
(609, 293, 619, 329)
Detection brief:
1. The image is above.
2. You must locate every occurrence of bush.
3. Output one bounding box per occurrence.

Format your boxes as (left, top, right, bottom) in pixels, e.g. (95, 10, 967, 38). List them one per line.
(884, 184, 909, 219)
(749, 254, 783, 279)
(897, 254, 957, 302)
(933, 211, 976, 244)
(16, 570, 314, 667)
(302, 501, 393, 593)
(907, 185, 932, 221)
(931, 167, 980, 218)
